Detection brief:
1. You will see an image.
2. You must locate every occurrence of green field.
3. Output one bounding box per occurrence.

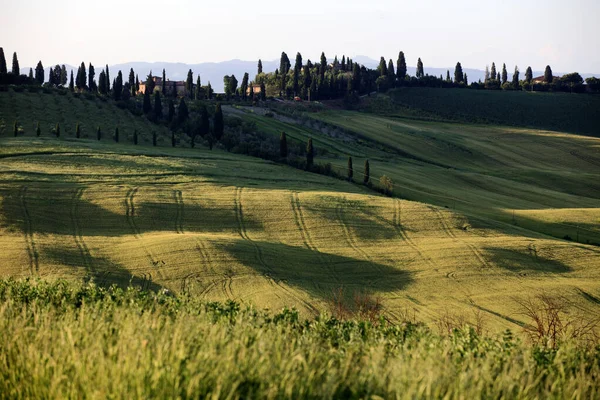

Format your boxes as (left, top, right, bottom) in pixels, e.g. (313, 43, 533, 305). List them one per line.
(385, 87, 600, 137)
(1, 90, 600, 333)
(2, 279, 599, 399)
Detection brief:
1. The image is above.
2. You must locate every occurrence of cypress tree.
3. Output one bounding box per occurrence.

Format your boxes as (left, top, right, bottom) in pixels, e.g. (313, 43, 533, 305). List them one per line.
(378, 57, 387, 76)
(88, 63, 96, 91)
(97, 126, 101, 140)
(490, 63, 497, 80)
(347, 156, 353, 181)
(241, 72, 249, 100)
(319, 52, 326, 79)
(36, 122, 41, 137)
(260, 82, 266, 101)
(280, 132, 287, 158)
(213, 103, 224, 140)
(464, 73, 468, 85)
(257, 59, 263, 75)
(484, 65, 490, 82)
(154, 91, 162, 118)
(178, 98, 189, 124)
(143, 90, 151, 114)
(306, 138, 314, 169)
(35, 61, 44, 84)
(11, 52, 19, 75)
(133, 130, 138, 145)
(363, 159, 370, 185)
(512, 66, 520, 89)
(207, 82, 213, 99)
(75, 122, 81, 139)
(49, 67, 55, 86)
(341, 55, 346, 71)
(105, 65, 110, 92)
(55, 123, 60, 138)
(416, 58, 424, 78)
(114, 71, 123, 101)
(199, 105, 209, 137)
(525, 66, 533, 83)
(497, 72, 501, 82)
(98, 71, 106, 94)
(0, 48, 6, 75)
(153, 131, 157, 146)
(171, 131, 176, 147)
(28, 68, 33, 80)
(168, 99, 175, 122)
(446, 70, 451, 82)
(146, 71, 155, 93)
(114, 127, 119, 142)
(501, 63, 508, 84)
(544, 65, 553, 83)
(387, 59, 395, 85)
(128, 68, 135, 87)
(13, 120, 18, 137)
(397, 51, 407, 83)
(136, 74, 139, 92)
(60, 65, 67, 85)
(69, 70, 74, 91)
(162, 69, 166, 94)
(454, 62, 463, 83)
(78, 62, 87, 89)
(195, 76, 202, 100)
(186, 69, 193, 98)
(293, 53, 302, 95)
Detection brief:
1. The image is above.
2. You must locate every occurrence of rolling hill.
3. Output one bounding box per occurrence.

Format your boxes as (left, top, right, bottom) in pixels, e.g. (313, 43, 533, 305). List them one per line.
(1, 89, 599, 332)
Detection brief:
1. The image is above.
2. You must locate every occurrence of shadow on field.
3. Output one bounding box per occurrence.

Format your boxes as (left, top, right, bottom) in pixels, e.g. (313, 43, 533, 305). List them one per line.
(304, 195, 399, 241)
(484, 247, 573, 274)
(0, 185, 263, 236)
(43, 246, 165, 292)
(216, 239, 412, 302)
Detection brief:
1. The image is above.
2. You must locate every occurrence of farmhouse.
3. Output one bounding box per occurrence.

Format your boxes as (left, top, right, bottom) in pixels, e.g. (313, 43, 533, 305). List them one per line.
(138, 76, 188, 96)
(245, 83, 262, 95)
(532, 75, 562, 83)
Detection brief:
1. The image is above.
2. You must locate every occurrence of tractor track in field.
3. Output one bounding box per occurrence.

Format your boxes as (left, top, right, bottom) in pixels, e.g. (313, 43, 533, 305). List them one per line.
(19, 186, 39, 275)
(173, 190, 184, 234)
(124, 188, 165, 280)
(393, 199, 438, 272)
(335, 200, 385, 277)
(290, 192, 340, 284)
(235, 188, 317, 313)
(570, 150, 600, 168)
(70, 188, 94, 276)
(429, 205, 492, 270)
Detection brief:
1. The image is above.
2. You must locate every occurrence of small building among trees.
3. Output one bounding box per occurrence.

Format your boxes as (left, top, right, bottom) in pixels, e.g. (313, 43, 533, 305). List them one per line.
(138, 76, 188, 96)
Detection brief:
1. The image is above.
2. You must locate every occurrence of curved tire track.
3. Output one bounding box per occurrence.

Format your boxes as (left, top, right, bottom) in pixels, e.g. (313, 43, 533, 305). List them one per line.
(173, 190, 184, 234)
(393, 199, 437, 270)
(71, 188, 95, 276)
(19, 186, 39, 275)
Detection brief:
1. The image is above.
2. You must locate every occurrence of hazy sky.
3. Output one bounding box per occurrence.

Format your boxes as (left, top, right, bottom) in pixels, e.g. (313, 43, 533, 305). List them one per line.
(1, 0, 599, 73)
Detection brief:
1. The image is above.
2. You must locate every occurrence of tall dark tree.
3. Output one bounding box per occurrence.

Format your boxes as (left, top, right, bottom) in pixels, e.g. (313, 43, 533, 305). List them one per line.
(146, 71, 155, 93)
(195, 76, 202, 100)
(69, 70, 74, 91)
(114, 127, 119, 142)
(36, 122, 41, 137)
(293, 52, 302, 95)
(97, 126, 101, 141)
(48, 66, 55, 86)
(152, 132, 157, 146)
(397, 51, 407, 82)
(186, 69, 193, 98)
(78, 62, 87, 89)
(105, 65, 110, 92)
(319, 52, 327, 79)
(341, 55, 346, 71)
(501, 63, 508, 84)
(133, 130, 138, 145)
(544, 65, 553, 83)
(60, 65, 67, 85)
(178, 98, 189, 124)
(497, 72, 501, 82)
(257, 59, 263, 75)
(363, 159, 370, 184)
(260, 82, 266, 101)
(11, 52, 19, 75)
(446, 70, 451, 82)
(464, 73, 468, 85)
(143, 90, 152, 114)
(161, 69, 166, 94)
(207, 82, 213, 99)
(113, 71, 123, 101)
(128, 68, 135, 87)
(387, 59, 395, 85)
(416, 58, 424, 78)
(75, 122, 81, 139)
(241, 72, 249, 100)
(28, 68, 33, 79)
(454, 62, 463, 83)
(512, 66, 520, 89)
(168, 99, 175, 122)
(306, 138, 314, 169)
(213, 103, 224, 140)
(35, 61, 44, 84)
(98, 70, 107, 94)
(153, 91, 162, 118)
(490, 62, 497, 80)
(199, 105, 209, 137)
(347, 156, 353, 181)
(378, 57, 387, 76)
(88, 63, 96, 91)
(55, 123, 60, 138)
(229, 75, 238, 97)
(280, 132, 287, 159)
(0, 48, 6, 75)
(135, 74, 139, 92)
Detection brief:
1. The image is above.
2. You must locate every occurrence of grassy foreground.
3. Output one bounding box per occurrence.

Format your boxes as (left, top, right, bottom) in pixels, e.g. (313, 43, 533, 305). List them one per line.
(1, 279, 599, 399)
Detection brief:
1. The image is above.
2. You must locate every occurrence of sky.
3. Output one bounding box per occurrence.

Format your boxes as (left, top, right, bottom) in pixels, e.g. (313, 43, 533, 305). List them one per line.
(1, 0, 599, 73)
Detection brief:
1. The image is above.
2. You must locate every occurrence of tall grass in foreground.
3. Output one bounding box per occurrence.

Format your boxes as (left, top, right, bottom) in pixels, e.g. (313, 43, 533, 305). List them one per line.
(1, 279, 599, 399)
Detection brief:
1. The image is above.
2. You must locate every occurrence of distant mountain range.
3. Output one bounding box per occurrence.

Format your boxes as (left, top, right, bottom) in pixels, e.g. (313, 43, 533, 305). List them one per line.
(22, 57, 598, 92)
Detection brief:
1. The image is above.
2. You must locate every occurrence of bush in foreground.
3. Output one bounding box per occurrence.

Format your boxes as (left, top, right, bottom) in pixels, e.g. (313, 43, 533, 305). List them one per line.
(0, 279, 599, 399)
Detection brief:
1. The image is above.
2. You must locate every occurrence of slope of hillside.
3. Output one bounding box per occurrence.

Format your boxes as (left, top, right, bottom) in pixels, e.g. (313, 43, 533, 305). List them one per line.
(384, 87, 600, 136)
(1, 90, 600, 332)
